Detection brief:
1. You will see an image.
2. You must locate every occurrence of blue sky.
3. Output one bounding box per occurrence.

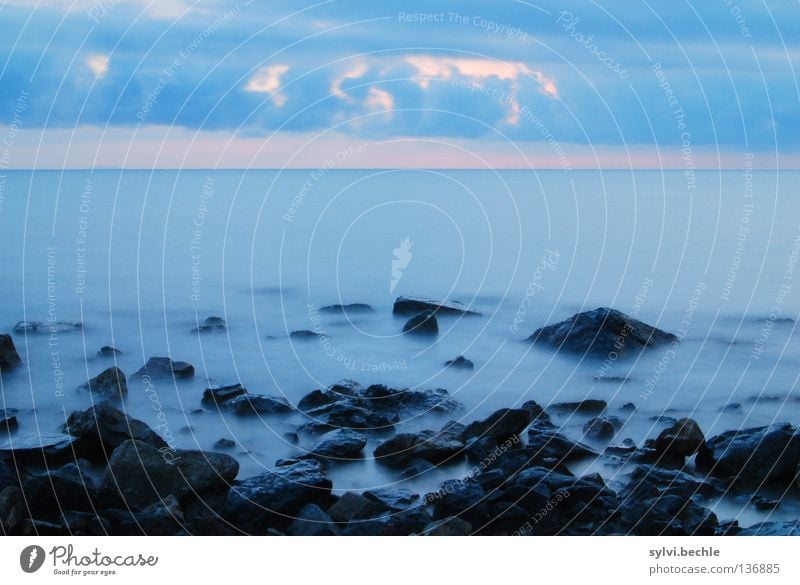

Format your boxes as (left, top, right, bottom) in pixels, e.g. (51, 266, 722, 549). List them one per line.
(0, 0, 798, 168)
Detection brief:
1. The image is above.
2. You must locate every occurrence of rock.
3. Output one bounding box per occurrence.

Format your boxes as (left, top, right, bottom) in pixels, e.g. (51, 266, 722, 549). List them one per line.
(14, 321, 82, 334)
(287, 503, 339, 536)
(697, 423, 800, 486)
(374, 431, 464, 467)
(283, 432, 299, 444)
(393, 296, 480, 316)
(402, 311, 438, 335)
(618, 494, 718, 535)
(202, 383, 247, 406)
(290, 330, 320, 339)
(64, 401, 168, 462)
(134, 357, 194, 379)
(548, 399, 607, 414)
(363, 487, 420, 512)
(654, 418, 705, 459)
(0, 417, 18, 435)
(605, 438, 637, 456)
(423, 516, 473, 536)
(191, 316, 226, 333)
(400, 458, 436, 479)
(430, 479, 488, 527)
(528, 307, 676, 356)
(101, 440, 238, 509)
(619, 402, 637, 412)
(24, 465, 98, 517)
(0, 485, 25, 533)
(583, 416, 622, 440)
(302, 429, 367, 461)
(361, 385, 462, 416)
(0, 334, 22, 372)
(97, 345, 122, 357)
(324, 403, 395, 432)
(444, 355, 474, 369)
(753, 497, 780, 511)
(225, 459, 332, 533)
(341, 506, 432, 536)
(738, 521, 800, 536)
(327, 492, 382, 523)
(462, 408, 534, 443)
(78, 367, 128, 398)
(213, 438, 236, 450)
(101, 495, 186, 536)
(622, 465, 723, 502)
(721, 402, 741, 411)
(319, 303, 373, 314)
(526, 426, 598, 463)
(226, 394, 293, 415)
(0, 433, 79, 467)
(297, 389, 339, 412)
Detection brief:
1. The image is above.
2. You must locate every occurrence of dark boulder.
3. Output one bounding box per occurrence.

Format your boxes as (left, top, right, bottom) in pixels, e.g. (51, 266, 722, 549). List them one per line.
(697, 423, 800, 486)
(23, 465, 98, 518)
(528, 307, 676, 356)
(14, 321, 82, 334)
(548, 399, 607, 415)
(361, 385, 461, 416)
(0, 334, 22, 372)
(402, 311, 438, 336)
(462, 407, 534, 443)
(423, 516, 473, 535)
(290, 330, 320, 340)
(191, 316, 226, 333)
(738, 521, 800, 536)
(0, 485, 25, 533)
(327, 492, 382, 523)
(0, 433, 79, 467)
(430, 479, 489, 528)
(64, 401, 167, 462)
(583, 416, 622, 440)
(393, 296, 480, 316)
(97, 345, 122, 357)
(526, 425, 598, 463)
(225, 394, 293, 415)
(201, 383, 247, 407)
(363, 487, 420, 512)
(134, 357, 194, 379)
(213, 438, 236, 450)
(444, 355, 474, 369)
(225, 459, 332, 533)
(654, 418, 705, 460)
(78, 367, 127, 399)
(287, 503, 339, 536)
(302, 429, 367, 461)
(374, 431, 464, 467)
(101, 440, 238, 509)
(101, 495, 186, 536)
(0, 416, 18, 435)
(341, 506, 432, 536)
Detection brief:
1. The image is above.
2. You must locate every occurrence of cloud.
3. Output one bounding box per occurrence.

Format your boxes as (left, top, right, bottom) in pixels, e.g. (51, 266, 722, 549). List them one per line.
(86, 53, 110, 79)
(364, 86, 394, 113)
(244, 64, 291, 107)
(331, 61, 368, 103)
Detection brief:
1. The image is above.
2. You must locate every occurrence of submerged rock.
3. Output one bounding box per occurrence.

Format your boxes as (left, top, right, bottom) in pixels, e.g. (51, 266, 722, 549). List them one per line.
(97, 345, 122, 357)
(134, 357, 194, 379)
(528, 307, 676, 356)
(402, 311, 438, 336)
(78, 367, 128, 398)
(0, 334, 22, 371)
(393, 296, 480, 316)
(319, 303, 374, 314)
(583, 416, 622, 440)
(14, 321, 82, 334)
(191, 316, 227, 333)
(548, 399, 607, 415)
(213, 438, 236, 450)
(202, 383, 248, 407)
(444, 355, 474, 369)
(290, 330, 320, 340)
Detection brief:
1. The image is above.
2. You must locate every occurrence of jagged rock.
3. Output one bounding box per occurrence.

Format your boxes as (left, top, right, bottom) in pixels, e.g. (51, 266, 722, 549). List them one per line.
(225, 394, 293, 415)
(97, 345, 122, 357)
(341, 506, 432, 536)
(528, 307, 676, 356)
(654, 418, 705, 459)
(0, 334, 22, 372)
(444, 355, 474, 369)
(101, 440, 238, 509)
(287, 503, 339, 536)
(134, 357, 194, 379)
(738, 521, 800, 536)
(583, 416, 622, 440)
(402, 311, 438, 335)
(225, 459, 332, 533)
(363, 488, 420, 512)
(526, 425, 598, 463)
(462, 406, 538, 443)
(0, 485, 25, 533)
(393, 296, 480, 316)
(14, 321, 82, 334)
(191, 316, 227, 333)
(78, 367, 128, 398)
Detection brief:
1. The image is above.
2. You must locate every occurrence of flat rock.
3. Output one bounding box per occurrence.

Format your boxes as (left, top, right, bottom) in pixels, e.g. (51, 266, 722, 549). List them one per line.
(548, 399, 607, 414)
(319, 303, 374, 314)
(290, 330, 320, 340)
(0, 433, 79, 467)
(393, 296, 480, 316)
(14, 321, 82, 334)
(528, 307, 676, 356)
(202, 383, 248, 406)
(225, 394, 293, 415)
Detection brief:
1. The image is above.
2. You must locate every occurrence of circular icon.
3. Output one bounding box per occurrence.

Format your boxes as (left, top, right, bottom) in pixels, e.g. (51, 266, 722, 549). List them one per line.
(19, 545, 46, 573)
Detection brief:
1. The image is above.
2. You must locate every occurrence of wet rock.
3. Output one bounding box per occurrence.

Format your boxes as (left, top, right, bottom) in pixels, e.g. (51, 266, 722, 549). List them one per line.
(393, 296, 480, 316)
(423, 516, 473, 536)
(97, 345, 122, 357)
(327, 491, 382, 523)
(400, 458, 436, 479)
(362, 384, 461, 416)
(444, 355, 474, 369)
(283, 432, 299, 444)
(191, 316, 226, 333)
(225, 460, 332, 533)
(226, 394, 293, 415)
(402, 311, 438, 336)
(548, 399, 607, 415)
(319, 303, 373, 314)
(654, 418, 705, 460)
(0, 485, 25, 533)
(341, 506, 432, 536)
(622, 465, 723, 502)
(213, 438, 236, 450)
(102, 495, 186, 536)
(738, 521, 800, 536)
(302, 429, 367, 461)
(202, 383, 248, 407)
(462, 407, 535, 444)
(0, 334, 22, 372)
(287, 503, 339, 536)
(583, 416, 622, 440)
(78, 367, 128, 399)
(526, 425, 598, 463)
(697, 423, 800, 486)
(430, 479, 488, 527)
(325, 403, 395, 432)
(0, 416, 18, 435)
(290, 330, 320, 340)
(64, 401, 168, 462)
(363, 487, 420, 512)
(605, 438, 637, 456)
(0, 433, 79, 467)
(134, 357, 194, 379)
(619, 402, 637, 412)
(24, 465, 97, 517)
(753, 497, 780, 511)
(528, 307, 676, 356)
(101, 440, 238, 509)
(374, 431, 464, 467)
(618, 494, 718, 535)
(14, 321, 82, 334)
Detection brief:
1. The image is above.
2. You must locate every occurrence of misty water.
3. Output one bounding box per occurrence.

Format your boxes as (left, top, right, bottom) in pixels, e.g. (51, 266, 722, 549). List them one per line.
(1, 168, 799, 528)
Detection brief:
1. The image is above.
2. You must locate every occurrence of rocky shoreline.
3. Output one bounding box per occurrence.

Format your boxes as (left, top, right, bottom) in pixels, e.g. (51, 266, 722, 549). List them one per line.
(1, 302, 799, 536)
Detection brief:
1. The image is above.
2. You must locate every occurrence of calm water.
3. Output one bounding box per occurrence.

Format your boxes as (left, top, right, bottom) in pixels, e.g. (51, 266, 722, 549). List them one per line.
(1, 169, 799, 526)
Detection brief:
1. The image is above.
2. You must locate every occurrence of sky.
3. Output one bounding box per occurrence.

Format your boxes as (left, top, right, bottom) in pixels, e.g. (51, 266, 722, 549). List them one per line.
(0, 0, 798, 169)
